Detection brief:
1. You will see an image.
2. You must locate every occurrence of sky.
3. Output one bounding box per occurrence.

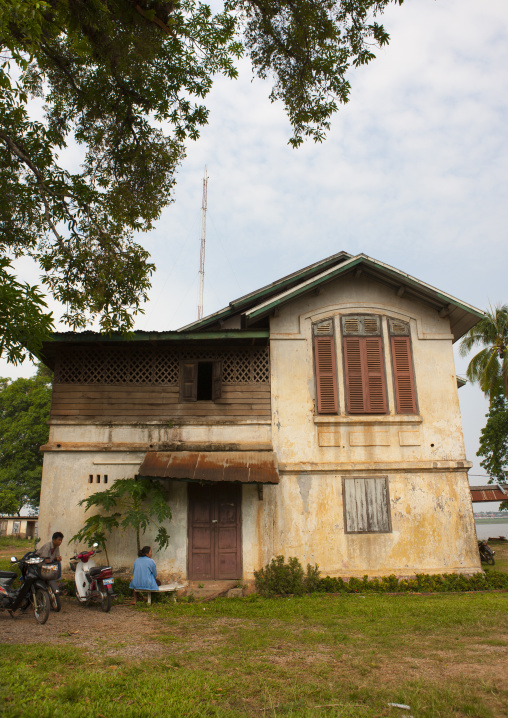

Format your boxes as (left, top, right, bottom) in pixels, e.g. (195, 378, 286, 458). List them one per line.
(2, 0, 507, 509)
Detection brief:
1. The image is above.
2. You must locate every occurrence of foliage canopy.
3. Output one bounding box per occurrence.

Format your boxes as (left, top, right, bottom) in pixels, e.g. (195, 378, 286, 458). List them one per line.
(459, 304, 508, 403)
(0, 366, 52, 513)
(1, 0, 402, 362)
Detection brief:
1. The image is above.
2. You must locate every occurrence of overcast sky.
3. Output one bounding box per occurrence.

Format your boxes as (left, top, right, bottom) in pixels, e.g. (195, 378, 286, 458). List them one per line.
(3, 0, 507, 509)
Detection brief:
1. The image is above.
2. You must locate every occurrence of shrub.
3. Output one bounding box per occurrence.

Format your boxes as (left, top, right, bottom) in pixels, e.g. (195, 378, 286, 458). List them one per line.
(254, 556, 306, 596)
(254, 556, 508, 597)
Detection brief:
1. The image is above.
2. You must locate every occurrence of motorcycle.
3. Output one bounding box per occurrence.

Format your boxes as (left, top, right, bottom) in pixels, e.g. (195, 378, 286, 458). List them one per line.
(32, 537, 62, 612)
(0, 552, 50, 624)
(478, 540, 495, 565)
(70, 544, 115, 612)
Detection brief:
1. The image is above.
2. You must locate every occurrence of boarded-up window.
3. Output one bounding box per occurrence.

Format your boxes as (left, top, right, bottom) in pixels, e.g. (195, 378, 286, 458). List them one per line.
(313, 319, 338, 414)
(389, 320, 417, 414)
(343, 477, 391, 533)
(180, 361, 222, 402)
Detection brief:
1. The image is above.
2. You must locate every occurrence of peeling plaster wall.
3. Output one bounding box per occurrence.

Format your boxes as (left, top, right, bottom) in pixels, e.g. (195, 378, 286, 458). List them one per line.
(39, 273, 481, 579)
(258, 274, 481, 577)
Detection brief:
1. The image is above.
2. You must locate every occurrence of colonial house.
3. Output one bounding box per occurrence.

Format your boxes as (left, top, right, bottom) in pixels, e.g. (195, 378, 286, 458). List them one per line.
(38, 252, 483, 584)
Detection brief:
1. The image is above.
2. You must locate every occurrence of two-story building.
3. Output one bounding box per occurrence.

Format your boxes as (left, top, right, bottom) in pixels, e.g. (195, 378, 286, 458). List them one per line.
(38, 251, 483, 583)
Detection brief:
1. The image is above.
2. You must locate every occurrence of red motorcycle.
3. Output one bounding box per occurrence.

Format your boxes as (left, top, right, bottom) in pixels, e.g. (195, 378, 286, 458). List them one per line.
(70, 544, 115, 612)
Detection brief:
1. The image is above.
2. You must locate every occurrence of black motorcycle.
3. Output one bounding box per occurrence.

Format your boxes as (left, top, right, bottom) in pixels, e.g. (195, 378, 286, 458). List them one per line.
(0, 552, 51, 624)
(32, 539, 62, 612)
(478, 540, 495, 565)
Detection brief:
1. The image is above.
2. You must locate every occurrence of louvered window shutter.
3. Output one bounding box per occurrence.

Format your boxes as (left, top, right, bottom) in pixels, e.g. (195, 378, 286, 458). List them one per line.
(391, 336, 417, 414)
(180, 361, 197, 402)
(314, 335, 338, 414)
(344, 337, 387, 414)
(344, 337, 365, 413)
(212, 361, 222, 401)
(364, 337, 387, 413)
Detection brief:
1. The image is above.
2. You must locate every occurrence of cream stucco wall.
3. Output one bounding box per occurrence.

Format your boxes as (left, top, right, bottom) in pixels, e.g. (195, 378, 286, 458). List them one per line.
(260, 274, 480, 576)
(38, 273, 481, 579)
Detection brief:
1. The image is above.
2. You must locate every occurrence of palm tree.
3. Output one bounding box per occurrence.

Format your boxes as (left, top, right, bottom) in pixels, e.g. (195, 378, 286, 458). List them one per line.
(459, 304, 508, 403)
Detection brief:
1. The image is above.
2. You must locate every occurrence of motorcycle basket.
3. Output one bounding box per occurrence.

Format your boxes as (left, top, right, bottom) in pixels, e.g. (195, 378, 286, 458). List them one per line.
(69, 558, 78, 572)
(40, 564, 59, 580)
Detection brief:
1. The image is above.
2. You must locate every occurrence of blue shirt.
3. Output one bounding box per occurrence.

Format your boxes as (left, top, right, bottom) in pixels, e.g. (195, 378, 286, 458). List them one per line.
(129, 555, 159, 591)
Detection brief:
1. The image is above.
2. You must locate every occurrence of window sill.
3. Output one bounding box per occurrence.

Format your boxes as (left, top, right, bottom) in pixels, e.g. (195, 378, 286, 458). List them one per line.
(314, 415, 422, 425)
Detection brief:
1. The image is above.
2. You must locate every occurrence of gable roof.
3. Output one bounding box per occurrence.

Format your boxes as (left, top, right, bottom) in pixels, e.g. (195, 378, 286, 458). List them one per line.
(178, 250, 352, 332)
(180, 253, 484, 342)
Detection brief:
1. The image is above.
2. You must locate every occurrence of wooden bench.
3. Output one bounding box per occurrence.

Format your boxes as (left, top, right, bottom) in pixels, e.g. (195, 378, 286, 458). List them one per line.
(133, 582, 184, 605)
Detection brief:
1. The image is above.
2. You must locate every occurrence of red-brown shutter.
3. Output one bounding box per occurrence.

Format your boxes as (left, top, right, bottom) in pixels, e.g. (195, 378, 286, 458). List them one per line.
(314, 336, 338, 414)
(344, 337, 387, 414)
(344, 337, 365, 413)
(364, 337, 387, 413)
(391, 336, 417, 414)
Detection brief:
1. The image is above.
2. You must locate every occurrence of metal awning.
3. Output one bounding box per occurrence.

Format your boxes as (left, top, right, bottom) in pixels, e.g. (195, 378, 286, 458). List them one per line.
(470, 485, 508, 502)
(138, 451, 279, 484)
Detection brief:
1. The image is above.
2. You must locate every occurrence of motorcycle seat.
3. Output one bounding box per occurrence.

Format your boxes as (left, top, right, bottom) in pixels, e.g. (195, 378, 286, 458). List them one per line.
(88, 566, 111, 577)
(0, 571, 18, 582)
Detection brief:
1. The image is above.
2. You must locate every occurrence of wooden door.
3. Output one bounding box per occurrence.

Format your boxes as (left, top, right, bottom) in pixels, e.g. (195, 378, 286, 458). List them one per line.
(188, 482, 242, 580)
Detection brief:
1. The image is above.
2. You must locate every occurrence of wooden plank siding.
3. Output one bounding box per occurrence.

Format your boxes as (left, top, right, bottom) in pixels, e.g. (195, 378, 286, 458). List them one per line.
(50, 383, 271, 419)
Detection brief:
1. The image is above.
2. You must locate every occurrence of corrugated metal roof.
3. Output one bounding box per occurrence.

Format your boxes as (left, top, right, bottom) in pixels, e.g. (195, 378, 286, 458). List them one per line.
(470, 485, 508, 502)
(139, 451, 279, 484)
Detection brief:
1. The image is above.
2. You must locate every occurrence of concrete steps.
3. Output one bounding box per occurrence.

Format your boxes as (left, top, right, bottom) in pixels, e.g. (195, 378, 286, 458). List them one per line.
(185, 580, 241, 600)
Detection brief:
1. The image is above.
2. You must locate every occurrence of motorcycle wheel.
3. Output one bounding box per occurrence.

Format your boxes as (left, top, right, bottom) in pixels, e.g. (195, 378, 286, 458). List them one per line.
(100, 589, 112, 613)
(32, 589, 50, 625)
(49, 587, 62, 612)
(487, 556, 495, 565)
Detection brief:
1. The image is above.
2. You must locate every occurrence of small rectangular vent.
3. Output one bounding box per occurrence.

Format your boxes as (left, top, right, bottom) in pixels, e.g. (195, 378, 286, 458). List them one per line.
(313, 319, 333, 336)
(342, 315, 380, 337)
(388, 318, 410, 336)
(363, 317, 380, 335)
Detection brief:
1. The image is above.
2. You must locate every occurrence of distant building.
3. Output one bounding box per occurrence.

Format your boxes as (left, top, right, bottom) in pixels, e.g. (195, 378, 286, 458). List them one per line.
(38, 252, 483, 583)
(0, 514, 38, 539)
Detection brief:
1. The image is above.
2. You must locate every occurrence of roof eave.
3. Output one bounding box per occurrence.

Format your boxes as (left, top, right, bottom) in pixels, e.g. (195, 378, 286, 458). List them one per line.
(242, 254, 484, 342)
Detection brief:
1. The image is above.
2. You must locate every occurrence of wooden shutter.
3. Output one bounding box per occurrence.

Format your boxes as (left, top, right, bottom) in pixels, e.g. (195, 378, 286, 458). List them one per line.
(212, 361, 222, 401)
(344, 337, 387, 414)
(343, 337, 365, 413)
(314, 335, 338, 414)
(180, 361, 197, 402)
(364, 337, 387, 413)
(391, 336, 417, 414)
(343, 478, 391, 533)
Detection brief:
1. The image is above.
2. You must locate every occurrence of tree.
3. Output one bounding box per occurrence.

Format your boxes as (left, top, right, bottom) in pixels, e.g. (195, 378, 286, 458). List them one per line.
(0, 365, 52, 513)
(1, 0, 402, 362)
(477, 393, 508, 511)
(459, 304, 508, 403)
(71, 477, 172, 561)
(0, 487, 18, 514)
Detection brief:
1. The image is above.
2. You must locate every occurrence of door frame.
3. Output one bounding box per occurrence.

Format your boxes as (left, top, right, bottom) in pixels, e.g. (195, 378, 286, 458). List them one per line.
(187, 481, 243, 580)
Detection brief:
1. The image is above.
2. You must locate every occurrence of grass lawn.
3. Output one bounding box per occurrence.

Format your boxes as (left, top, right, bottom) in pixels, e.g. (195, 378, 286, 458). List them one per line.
(0, 537, 35, 571)
(483, 540, 508, 574)
(1, 591, 507, 718)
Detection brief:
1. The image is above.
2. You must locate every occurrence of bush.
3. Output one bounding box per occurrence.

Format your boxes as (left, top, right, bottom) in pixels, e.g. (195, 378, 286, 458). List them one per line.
(254, 556, 306, 596)
(254, 555, 508, 597)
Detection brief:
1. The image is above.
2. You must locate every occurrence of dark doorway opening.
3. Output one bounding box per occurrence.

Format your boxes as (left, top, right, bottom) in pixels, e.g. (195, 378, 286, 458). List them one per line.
(197, 362, 213, 400)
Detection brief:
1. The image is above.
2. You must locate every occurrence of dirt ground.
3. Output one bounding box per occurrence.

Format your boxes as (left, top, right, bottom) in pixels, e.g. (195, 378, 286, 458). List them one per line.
(0, 598, 166, 659)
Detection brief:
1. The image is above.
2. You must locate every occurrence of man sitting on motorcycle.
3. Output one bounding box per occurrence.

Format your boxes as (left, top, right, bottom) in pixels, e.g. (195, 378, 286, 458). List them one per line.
(37, 531, 64, 579)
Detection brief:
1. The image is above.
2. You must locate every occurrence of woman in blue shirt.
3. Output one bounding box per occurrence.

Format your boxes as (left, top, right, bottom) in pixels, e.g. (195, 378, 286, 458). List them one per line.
(130, 546, 160, 602)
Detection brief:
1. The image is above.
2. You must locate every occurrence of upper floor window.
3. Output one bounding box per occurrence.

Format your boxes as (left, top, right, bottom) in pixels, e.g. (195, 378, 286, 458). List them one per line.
(180, 360, 222, 402)
(313, 315, 417, 416)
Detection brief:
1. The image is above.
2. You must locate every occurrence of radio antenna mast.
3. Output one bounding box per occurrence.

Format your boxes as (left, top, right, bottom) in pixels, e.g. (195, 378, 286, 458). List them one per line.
(197, 166, 208, 320)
